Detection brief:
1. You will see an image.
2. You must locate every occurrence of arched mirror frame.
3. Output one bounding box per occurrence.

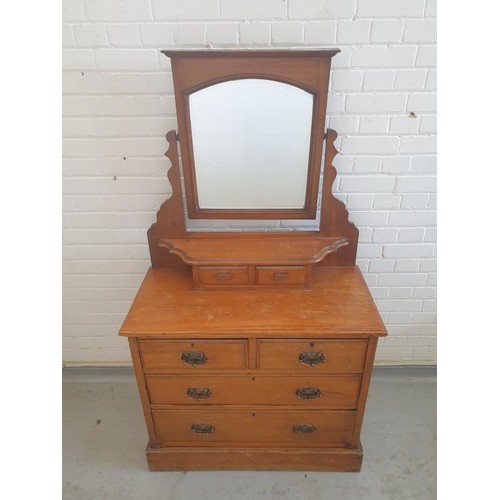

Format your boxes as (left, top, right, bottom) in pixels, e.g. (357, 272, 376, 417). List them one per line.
(163, 50, 339, 220)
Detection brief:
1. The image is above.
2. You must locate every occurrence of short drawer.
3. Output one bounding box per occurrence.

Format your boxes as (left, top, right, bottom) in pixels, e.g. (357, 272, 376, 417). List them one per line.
(146, 374, 361, 408)
(257, 339, 367, 373)
(197, 266, 250, 286)
(139, 340, 248, 371)
(256, 266, 307, 286)
(152, 409, 356, 447)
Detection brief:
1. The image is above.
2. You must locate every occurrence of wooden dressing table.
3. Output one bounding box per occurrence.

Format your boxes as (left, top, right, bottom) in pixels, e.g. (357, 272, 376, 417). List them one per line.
(119, 50, 387, 471)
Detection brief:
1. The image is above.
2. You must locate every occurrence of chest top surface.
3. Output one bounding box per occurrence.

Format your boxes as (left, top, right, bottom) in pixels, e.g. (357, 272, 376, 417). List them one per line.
(119, 266, 387, 338)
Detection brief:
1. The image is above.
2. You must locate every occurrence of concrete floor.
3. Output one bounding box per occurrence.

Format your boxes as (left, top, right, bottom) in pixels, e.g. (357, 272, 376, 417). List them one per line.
(63, 366, 436, 500)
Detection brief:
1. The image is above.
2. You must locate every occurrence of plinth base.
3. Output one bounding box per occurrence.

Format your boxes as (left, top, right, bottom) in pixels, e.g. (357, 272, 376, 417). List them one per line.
(146, 443, 363, 472)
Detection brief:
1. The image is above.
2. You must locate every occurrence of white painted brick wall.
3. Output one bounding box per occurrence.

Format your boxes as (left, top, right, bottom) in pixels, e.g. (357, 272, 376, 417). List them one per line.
(62, 0, 437, 367)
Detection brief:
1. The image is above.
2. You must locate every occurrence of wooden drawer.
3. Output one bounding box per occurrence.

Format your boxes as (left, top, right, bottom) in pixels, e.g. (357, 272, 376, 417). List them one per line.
(152, 409, 356, 447)
(146, 374, 361, 408)
(256, 266, 307, 286)
(139, 340, 248, 371)
(258, 339, 367, 373)
(197, 266, 250, 286)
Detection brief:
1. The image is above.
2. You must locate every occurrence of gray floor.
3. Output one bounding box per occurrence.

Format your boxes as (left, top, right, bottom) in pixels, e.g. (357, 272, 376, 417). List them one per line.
(63, 366, 436, 500)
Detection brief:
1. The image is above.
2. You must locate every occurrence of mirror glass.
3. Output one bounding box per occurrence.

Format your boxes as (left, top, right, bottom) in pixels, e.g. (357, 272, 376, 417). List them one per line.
(189, 79, 313, 210)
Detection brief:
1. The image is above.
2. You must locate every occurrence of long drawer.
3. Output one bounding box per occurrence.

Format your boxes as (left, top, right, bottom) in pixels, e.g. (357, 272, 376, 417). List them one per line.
(146, 374, 362, 408)
(258, 339, 367, 373)
(139, 340, 248, 371)
(152, 409, 356, 447)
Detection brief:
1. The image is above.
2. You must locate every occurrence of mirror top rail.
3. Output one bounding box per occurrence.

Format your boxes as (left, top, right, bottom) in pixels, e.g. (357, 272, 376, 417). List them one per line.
(162, 49, 341, 59)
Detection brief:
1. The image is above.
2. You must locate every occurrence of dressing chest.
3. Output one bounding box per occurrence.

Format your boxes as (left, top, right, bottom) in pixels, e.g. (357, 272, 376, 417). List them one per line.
(119, 50, 387, 471)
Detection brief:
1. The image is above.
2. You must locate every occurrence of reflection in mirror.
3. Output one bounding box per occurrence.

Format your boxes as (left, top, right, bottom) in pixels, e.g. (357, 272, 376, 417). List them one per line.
(189, 79, 313, 210)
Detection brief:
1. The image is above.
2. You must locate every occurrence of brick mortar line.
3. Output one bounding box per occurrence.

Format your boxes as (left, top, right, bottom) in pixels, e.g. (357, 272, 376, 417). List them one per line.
(61, 133, 437, 140)
(61, 134, 435, 140)
(63, 18, 438, 26)
(62, 66, 437, 74)
(63, 42, 438, 48)
(62, 213, 436, 218)
(62, 91, 437, 97)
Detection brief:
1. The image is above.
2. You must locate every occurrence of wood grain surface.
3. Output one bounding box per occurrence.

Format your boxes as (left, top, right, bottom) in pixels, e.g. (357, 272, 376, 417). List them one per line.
(151, 408, 356, 447)
(145, 373, 362, 408)
(146, 445, 363, 472)
(119, 266, 387, 337)
(158, 236, 349, 265)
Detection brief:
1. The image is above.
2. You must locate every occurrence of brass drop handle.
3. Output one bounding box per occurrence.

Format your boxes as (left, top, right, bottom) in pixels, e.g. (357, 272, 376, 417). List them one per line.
(273, 272, 289, 281)
(296, 387, 322, 400)
(215, 272, 232, 281)
(293, 424, 317, 434)
(186, 387, 212, 400)
(191, 423, 215, 435)
(181, 351, 208, 366)
(298, 351, 326, 366)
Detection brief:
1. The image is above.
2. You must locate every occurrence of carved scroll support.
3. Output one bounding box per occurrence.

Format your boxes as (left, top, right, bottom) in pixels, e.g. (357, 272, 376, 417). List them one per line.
(147, 130, 188, 267)
(319, 128, 359, 266)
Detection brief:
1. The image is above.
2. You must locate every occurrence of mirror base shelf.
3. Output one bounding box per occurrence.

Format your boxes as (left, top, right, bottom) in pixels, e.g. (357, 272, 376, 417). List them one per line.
(158, 235, 350, 289)
(158, 236, 349, 265)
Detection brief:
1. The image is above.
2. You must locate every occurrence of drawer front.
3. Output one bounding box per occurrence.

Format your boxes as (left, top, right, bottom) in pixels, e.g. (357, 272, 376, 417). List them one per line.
(258, 340, 367, 373)
(152, 409, 356, 447)
(146, 374, 361, 408)
(256, 266, 306, 286)
(198, 266, 250, 286)
(139, 340, 248, 371)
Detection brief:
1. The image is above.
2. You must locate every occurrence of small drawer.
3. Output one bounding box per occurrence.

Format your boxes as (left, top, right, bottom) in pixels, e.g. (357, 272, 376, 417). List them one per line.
(139, 340, 248, 371)
(256, 266, 307, 286)
(197, 266, 250, 286)
(257, 339, 367, 373)
(146, 374, 361, 408)
(152, 409, 356, 447)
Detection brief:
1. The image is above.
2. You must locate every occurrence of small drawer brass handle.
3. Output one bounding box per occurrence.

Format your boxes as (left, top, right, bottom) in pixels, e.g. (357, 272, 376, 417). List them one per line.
(273, 272, 289, 281)
(181, 351, 208, 366)
(293, 424, 317, 434)
(298, 351, 326, 366)
(296, 387, 322, 400)
(186, 387, 212, 400)
(215, 272, 232, 281)
(191, 423, 215, 435)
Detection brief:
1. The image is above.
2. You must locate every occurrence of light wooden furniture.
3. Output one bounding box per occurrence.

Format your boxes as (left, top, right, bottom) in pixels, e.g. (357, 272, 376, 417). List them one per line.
(119, 50, 387, 471)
